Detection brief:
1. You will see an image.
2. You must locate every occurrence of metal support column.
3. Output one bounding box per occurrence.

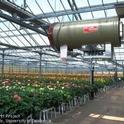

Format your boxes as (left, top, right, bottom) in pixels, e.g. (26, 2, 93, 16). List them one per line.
(89, 59, 94, 100)
(122, 61, 124, 78)
(11, 62, 14, 73)
(111, 45, 114, 59)
(123, 67, 124, 78)
(114, 63, 118, 82)
(39, 53, 42, 79)
(19, 64, 21, 73)
(1, 50, 5, 80)
(27, 61, 29, 74)
(65, 63, 68, 73)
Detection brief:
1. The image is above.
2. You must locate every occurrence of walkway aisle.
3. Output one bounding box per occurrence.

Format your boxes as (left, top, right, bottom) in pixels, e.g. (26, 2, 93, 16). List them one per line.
(52, 83, 124, 124)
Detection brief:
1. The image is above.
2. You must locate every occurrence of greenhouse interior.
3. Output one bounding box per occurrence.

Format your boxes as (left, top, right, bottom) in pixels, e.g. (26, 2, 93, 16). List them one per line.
(0, 0, 124, 124)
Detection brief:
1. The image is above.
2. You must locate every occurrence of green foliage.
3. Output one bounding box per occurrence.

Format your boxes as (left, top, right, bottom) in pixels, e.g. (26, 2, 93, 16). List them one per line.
(0, 78, 114, 118)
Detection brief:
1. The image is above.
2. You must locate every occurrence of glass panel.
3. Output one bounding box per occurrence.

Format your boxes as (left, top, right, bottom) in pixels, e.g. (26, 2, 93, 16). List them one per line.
(106, 9, 117, 17)
(103, 0, 117, 4)
(76, 0, 89, 8)
(88, 0, 102, 6)
(118, 0, 124, 2)
(81, 12, 93, 19)
(93, 10, 105, 18)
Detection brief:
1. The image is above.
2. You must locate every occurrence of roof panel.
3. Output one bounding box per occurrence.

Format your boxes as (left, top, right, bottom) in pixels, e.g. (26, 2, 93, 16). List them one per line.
(0, 0, 123, 69)
(103, 0, 117, 4)
(106, 9, 117, 17)
(75, 0, 89, 7)
(88, 0, 102, 6)
(81, 12, 93, 19)
(93, 10, 106, 18)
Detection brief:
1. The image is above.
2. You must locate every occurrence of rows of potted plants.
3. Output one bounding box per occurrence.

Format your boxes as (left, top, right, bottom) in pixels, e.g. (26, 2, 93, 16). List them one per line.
(4, 72, 114, 81)
(0, 78, 115, 119)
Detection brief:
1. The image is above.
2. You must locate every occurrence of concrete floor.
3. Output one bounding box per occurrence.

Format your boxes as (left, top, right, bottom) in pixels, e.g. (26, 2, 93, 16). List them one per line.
(51, 83, 124, 124)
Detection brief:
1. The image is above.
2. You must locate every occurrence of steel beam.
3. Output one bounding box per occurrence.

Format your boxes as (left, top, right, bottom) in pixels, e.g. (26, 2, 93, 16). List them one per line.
(0, 43, 53, 58)
(0, 32, 38, 38)
(0, 52, 39, 60)
(26, 2, 120, 20)
(0, 42, 59, 58)
(7, 45, 50, 49)
(67, 0, 79, 20)
(0, 11, 47, 35)
(112, 60, 124, 68)
(0, 0, 47, 24)
(115, 58, 124, 60)
(0, 42, 39, 52)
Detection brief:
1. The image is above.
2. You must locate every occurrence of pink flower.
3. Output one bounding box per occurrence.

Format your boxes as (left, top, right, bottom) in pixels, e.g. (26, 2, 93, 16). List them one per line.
(13, 94, 22, 102)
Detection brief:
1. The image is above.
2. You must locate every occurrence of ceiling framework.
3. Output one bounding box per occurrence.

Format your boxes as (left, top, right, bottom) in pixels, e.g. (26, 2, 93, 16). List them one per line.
(0, 0, 123, 72)
(27, 2, 118, 20)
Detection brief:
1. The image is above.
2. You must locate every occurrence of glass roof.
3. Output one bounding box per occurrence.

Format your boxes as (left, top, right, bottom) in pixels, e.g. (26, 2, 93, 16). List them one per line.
(0, 0, 124, 72)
